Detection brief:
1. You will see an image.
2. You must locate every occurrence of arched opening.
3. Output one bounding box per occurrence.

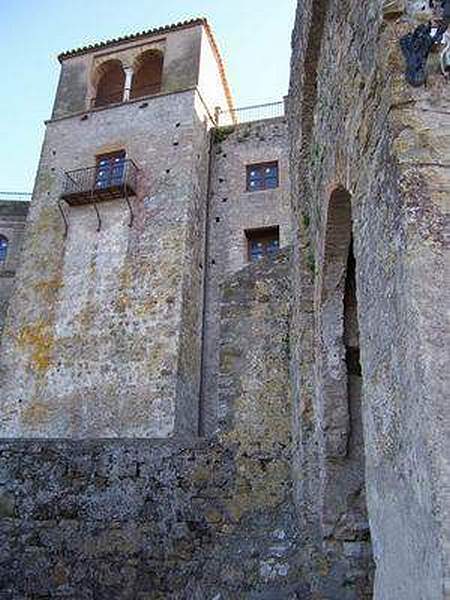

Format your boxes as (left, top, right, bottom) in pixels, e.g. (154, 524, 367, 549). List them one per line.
(130, 51, 163, 99)
(94, 60, 125, 108)
(320, 188, 353, 458)
(0, 235, 8, 264)
(318, 187, 373, 592)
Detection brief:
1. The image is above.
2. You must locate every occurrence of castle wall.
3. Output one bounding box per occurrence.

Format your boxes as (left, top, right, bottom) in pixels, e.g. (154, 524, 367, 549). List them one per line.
(0, 251, 309, 599)
(0, 90, 210, 439)
(202, 118, 291, 433)
(0, 201, 29, 335)
(289, 1, 449, 598)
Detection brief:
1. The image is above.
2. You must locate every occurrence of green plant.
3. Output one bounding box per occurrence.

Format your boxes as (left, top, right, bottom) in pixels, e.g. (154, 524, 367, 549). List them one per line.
(213, 126, 236, 144)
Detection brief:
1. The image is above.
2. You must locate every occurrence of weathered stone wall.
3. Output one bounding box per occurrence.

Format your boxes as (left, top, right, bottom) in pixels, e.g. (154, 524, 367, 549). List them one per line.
(0, 90, 210, 439)
(289, 1, 449, 598)
(202, 118, 292, 434)
(0, 251, 309, 599)
(0, 201, 29, 335)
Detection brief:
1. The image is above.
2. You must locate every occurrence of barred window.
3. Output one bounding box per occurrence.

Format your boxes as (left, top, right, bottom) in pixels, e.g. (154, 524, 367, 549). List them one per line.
(0, 236, 8, 263)
(246, 162, 279, 191)
(246, 227, 280, 262)
(95, 150, 126, 189)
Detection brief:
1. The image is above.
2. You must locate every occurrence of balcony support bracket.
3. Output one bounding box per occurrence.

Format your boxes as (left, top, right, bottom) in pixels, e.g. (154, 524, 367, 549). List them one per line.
(58, 200, 69, 237)
(124, 187, 134, 228)
(90, 191, 102, 232)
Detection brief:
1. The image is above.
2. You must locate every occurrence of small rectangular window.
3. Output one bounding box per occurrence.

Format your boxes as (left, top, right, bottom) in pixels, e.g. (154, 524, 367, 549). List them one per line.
(246, 226, 280, 262)
(246, 162, 279, 192)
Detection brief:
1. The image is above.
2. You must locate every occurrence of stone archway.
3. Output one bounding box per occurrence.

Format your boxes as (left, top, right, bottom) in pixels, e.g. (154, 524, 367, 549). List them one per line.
(316, 187, 374, 597)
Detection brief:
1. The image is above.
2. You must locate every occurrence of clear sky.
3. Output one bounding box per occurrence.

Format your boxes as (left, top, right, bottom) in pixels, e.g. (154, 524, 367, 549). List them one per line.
(0, 1, 296, 194)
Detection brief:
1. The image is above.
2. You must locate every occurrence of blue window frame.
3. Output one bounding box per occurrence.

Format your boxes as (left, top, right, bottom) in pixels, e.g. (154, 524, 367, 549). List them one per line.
(246, 227, 280, 262)
(0, 236, 8, 263)
(95, 150, 126, 190)
(247, 162, 279, 192)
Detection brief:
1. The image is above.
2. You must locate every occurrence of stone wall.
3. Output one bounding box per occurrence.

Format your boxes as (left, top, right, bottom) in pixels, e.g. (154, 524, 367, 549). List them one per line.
(202, 118, 291, 434)
(0, 201, 29, 335)
(0, 90, 210, 439)
(0, 251, 310, 599)
(288, 1, 449, 598)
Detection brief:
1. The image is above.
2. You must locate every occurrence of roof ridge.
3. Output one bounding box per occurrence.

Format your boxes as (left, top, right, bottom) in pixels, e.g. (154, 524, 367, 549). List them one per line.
(58, 17, 207, 62)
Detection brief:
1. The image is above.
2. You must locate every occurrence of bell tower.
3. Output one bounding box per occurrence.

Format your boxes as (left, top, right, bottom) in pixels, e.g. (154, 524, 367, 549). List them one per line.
(0, 18, 233, 439)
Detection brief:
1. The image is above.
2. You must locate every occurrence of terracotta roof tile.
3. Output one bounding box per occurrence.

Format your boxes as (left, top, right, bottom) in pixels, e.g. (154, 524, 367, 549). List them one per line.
(58, 18, 206, 61)
(57, 17, 235, 112)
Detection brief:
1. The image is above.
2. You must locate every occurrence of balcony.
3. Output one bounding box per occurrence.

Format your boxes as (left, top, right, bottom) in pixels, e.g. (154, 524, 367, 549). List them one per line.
(60, 159, 138, 206)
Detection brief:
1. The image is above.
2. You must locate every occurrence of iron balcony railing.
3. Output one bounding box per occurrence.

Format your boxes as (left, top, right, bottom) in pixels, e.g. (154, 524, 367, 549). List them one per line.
(61, 159, 138, 206)
(217, 100, 285, 126)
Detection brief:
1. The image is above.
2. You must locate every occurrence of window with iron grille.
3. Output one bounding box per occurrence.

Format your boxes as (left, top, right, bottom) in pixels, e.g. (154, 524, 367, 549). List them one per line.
(95, 150, 126, 190)
(0, 236, 8, 263)
(246, 162, 279, 192)
(246, 227, 280, 262)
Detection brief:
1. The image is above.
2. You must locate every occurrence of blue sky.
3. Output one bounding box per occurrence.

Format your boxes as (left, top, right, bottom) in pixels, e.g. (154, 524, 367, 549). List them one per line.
(0, 1, 296, 194)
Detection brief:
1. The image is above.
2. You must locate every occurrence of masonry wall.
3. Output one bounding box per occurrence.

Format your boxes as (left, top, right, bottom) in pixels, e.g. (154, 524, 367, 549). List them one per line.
(0, 90, 210, 439)
(0, 201, 29, 335)
(0, 251, 311, 599)
(289, 1, 449, 598)
(202, 118, 291, 433)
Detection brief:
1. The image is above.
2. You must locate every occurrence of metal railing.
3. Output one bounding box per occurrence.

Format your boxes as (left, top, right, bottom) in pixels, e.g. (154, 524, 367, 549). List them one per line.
(59, 160, 139, 234)
(61, 159, 138, 199)
(216, 100, 285, 126)
(0, 192, 31, 202)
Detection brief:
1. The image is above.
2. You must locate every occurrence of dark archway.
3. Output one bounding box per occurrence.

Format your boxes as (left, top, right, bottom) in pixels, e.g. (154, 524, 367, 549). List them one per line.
(319, 187, 353, 458)
(94, 60, 125, 107)
(318, 187, 374, 595)
(130, 51, 163, 99)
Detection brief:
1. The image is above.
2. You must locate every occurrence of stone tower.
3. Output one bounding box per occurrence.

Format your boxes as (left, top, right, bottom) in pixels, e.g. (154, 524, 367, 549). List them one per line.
(0, 19, 233, 439)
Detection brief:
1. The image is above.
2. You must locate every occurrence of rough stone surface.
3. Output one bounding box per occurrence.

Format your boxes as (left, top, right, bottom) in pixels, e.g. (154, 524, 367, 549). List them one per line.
(0, 200, 29, 336)
(202, 118, 292, 435)
(288, 1, 449, 598)
(0, 252, 308, 599)
(0, 90, 212, 439)
(1, 4, 449, 598)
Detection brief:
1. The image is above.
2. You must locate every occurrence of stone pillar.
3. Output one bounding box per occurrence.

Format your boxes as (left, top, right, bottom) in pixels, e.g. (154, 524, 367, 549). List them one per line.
(123, 67, 134, 102)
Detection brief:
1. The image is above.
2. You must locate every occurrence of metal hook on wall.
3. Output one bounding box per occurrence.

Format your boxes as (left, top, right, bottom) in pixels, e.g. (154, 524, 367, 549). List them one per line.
(400, 0, 450, 86)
